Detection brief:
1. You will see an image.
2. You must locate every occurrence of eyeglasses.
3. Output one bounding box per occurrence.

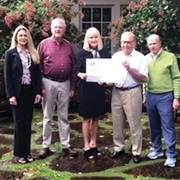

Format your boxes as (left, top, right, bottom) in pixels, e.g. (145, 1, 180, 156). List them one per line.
(121, 40, 134, 44)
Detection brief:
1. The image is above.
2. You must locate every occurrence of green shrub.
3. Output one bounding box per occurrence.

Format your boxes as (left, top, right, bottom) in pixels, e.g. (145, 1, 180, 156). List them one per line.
(0, 0, 85, 58)
(109, 0, 180, 56)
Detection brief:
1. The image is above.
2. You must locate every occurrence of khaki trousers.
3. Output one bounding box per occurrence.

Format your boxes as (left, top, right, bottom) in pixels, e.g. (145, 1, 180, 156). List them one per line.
(42, 78, 70, 149)
(111, 86, 142, 155)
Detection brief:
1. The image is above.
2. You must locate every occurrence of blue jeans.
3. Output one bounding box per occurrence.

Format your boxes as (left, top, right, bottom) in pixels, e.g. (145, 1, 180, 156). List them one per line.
(146, 91, 176, 158)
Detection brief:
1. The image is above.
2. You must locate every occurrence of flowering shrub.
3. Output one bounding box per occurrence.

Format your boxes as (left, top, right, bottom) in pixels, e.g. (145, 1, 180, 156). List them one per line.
(109, 0, 180, 55)
(0, 0, 85, 58)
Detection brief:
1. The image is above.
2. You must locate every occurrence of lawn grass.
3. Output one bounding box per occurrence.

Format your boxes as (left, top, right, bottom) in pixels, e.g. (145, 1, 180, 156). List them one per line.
(0, 107, 180, 180)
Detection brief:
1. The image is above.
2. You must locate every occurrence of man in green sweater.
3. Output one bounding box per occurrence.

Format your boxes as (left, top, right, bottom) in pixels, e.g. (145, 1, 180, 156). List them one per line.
(144, 34, 180, 167)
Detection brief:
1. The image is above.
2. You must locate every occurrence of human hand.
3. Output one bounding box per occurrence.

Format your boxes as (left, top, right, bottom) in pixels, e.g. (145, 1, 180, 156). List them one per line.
(173, 98, 179, 110)
(142, 98, 146, 105)
(34, 94, 41, 104)
(106, 82, 114, 86)
(42, 89, 46, 97)
(9, 96, 17, 106)
(122, 61, 130, 71)
(69, 90, 74, 97)
(98, 81, 104, 85)
(78, 73, 87, 80)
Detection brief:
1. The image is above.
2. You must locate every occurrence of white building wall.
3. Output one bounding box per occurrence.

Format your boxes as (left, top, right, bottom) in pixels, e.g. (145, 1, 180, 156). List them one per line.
(71, 0, 132, 54)
(72, 0, 132, 28)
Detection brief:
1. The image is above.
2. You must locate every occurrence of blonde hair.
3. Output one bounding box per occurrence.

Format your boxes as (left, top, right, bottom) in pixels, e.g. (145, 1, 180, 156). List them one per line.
(83, 27, 103, 51)
(10, 25, 40, 64)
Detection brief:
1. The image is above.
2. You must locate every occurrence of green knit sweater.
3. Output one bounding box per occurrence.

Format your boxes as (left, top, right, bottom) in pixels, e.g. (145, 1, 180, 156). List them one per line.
(145, 50, 180, 98)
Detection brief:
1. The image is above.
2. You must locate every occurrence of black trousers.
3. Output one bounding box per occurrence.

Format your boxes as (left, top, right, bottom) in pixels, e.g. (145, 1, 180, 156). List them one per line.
(11, 85, 34, 157)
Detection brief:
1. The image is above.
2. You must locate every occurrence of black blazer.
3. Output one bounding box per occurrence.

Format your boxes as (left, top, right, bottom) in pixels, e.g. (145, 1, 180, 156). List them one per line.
(4, 47, 42, 98)
(76, 47, 110, 73)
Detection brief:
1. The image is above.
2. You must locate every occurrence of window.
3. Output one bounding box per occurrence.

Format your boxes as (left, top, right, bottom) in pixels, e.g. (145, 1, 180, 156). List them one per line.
(81, 7, 112, 52)
(120, 5, 128, 17)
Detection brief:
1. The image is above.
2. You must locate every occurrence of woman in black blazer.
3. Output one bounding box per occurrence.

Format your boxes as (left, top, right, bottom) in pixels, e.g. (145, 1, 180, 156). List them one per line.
(4, 25, 42, 164)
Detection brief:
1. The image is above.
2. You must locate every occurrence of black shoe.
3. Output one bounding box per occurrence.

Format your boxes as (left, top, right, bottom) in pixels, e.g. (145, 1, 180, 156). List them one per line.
(91, 147, 101, 156)
(133, 155, 141, 163)
(109, 150, 125, 158)
(18, 157, 27, 164)
(84, 149, 94, 159)
(26, 155, 34, 162)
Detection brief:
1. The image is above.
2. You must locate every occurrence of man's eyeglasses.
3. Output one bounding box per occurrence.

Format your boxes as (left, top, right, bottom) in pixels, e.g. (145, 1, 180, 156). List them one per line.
(121, 40, 134, 44)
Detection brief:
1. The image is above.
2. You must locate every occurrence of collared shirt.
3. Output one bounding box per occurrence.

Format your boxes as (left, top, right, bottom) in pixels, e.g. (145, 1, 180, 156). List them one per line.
(17, 47, 31, 85)
(112, 49, 148, 88)
(38, 37, 76, 89)
(90, 49, 100, 58)
(150, 49, 162, 61)
(145, 49, 180, 98)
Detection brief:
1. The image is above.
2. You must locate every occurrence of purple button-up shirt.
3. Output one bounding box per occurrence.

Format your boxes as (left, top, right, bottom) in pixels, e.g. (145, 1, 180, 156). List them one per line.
(38, 37, 76, 90)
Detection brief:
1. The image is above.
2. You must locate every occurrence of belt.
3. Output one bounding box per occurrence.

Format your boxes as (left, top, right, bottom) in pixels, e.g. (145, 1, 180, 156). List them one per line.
(147, 91, 172, 95)
(115, 85, 140, 91)
(44, 75, 68, 82)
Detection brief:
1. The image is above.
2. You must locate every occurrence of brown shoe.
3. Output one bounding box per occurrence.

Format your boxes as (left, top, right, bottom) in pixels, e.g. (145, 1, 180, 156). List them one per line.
(62, 147, 78, 157)
(39, 148, 53, 159)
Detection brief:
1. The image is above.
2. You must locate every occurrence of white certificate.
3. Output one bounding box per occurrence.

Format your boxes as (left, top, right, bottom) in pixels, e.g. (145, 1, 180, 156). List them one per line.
(86, 58, 127, 84)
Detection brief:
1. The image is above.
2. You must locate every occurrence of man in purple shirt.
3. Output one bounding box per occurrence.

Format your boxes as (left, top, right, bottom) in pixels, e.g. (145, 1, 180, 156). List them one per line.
(38, 18, 77, 158)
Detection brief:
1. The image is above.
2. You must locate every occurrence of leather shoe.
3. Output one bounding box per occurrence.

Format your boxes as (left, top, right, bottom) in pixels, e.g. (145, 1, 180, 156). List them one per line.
(133, 155, 141, 163)
(39, 148, 53, 159)
(62, 147, 78, 157)
(109, 150, 125, 158)
(84, 149, 94, 159)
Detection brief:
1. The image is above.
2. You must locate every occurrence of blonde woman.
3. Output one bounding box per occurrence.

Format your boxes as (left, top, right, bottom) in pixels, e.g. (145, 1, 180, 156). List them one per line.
(4, 25, 42, 164)
(76, 27, 110, 159)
